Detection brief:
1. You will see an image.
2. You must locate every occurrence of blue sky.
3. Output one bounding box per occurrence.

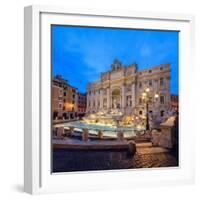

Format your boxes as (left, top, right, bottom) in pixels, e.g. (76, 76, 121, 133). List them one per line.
(52, 26, 179, 95)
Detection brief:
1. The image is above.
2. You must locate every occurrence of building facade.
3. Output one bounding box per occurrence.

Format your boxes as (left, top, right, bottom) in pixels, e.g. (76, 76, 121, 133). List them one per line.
(52, 75, 79, 120)
(52, 79, 63, 119)
(86, 59, 171, 118)
(171, 94, 179, 113)
(77, 93, 87, 118)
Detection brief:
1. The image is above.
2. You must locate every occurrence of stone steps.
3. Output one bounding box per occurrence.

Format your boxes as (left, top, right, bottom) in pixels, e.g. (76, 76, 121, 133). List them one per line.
(136, 142, 153, 148)
(136, 146, 169, 155)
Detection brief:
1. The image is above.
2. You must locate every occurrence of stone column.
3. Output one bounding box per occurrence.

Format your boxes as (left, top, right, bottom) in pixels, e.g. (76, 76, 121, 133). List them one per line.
(153, 79, 158, 114)
(95, 92, 98, 112)
(86, 94, 90, 113)
(82, 128, 89, 141)
(132, 82, 136, 108)
(107, 88, 110, 110)
(166, 77, 170, 107)
(121, 84, 125, 109)
(152, 79, 155, 92)
(100, 89, 103, 110)
(155, 79, 158, 92)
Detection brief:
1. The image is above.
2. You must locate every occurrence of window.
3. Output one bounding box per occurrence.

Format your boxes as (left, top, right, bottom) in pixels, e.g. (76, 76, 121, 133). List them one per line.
(126, 85, 131, 92)
(63, 99, 66, 103)
(160, 78, 164, 86)
(160, 110, 164, 117)
(63, 113, 67, 119)
(53, 111, 58, 120)
(126, 95, 132, 106)
(149, 96, 153, 103)
(63, 92, 66, 96)
(160, 96, 164, 104)
(149, 80, 152, 86)
(139, 110, 143, 115)
(58, 97, 62, 101)
(139, 82, 142, 88)
(149, 70, 152, 73)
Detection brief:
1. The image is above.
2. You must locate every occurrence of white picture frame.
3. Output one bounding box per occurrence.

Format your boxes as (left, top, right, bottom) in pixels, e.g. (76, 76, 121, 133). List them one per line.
(24, 5, 195, 194)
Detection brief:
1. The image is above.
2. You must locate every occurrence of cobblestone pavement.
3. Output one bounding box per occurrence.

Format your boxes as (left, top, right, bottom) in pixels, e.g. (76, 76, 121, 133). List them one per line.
(133, 147, 178, 168)
(53, 145, 178, 172)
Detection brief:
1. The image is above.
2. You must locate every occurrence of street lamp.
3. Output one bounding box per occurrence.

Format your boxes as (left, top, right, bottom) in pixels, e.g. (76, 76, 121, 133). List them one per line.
(141, 87, 159, 131)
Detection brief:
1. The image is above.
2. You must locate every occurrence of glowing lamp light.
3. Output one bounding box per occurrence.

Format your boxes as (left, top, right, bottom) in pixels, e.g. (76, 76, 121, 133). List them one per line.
(155, 94, 159, 98)
(145, 88, 150, 92)
(142, 92, 147, 97)
(65, 102, 74, 111)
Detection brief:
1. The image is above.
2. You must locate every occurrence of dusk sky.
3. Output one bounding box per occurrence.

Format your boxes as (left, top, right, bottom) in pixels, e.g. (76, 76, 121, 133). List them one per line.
(52, 26, 179, 95)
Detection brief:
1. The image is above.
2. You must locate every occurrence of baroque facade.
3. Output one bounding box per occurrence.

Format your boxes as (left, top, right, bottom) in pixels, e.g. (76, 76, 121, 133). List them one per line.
(86, 59, 171, 118)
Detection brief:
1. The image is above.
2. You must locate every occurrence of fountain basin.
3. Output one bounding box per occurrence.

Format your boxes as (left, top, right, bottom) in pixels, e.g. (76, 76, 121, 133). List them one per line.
(54, 120, 144, 138)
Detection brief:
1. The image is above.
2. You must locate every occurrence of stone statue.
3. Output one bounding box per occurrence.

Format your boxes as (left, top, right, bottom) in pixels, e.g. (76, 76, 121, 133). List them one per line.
(111, 59, 122, 71)
(113, 99, 117, 109)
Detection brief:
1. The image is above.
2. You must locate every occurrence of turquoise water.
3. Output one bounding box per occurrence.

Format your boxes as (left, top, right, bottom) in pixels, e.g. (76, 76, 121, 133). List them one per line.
(56, 121, 145, 138)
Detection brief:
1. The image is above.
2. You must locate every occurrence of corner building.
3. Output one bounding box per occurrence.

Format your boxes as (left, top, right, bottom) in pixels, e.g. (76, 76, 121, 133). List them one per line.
(86, 59, 171, 118)
(52, 75, 78, 120)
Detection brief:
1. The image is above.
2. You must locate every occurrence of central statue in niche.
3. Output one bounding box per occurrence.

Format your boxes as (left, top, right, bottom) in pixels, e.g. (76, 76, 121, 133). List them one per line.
(113, 99, 117, 109)
(111, 88, 121, 110)
(112, 97, 120, 109)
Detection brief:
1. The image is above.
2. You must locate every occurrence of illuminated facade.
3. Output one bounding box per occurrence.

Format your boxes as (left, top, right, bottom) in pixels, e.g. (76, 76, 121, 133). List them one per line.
(52, 75, 80, 120)
(171, 94, 179, 113)
(86, 59, 171, 118)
